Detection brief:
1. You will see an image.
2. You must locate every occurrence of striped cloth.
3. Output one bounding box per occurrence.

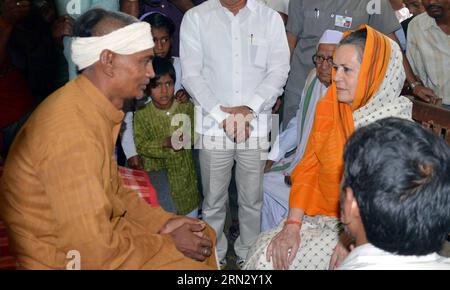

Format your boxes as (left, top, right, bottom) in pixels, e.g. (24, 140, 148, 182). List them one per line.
(0, 166, 159, 270)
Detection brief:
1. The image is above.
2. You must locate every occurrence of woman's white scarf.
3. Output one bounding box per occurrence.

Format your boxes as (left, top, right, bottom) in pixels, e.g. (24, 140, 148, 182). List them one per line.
(354, 39, 412, 128)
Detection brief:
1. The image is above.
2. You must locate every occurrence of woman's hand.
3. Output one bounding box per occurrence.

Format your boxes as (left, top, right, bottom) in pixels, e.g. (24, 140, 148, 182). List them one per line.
(266, 223, 301, 270)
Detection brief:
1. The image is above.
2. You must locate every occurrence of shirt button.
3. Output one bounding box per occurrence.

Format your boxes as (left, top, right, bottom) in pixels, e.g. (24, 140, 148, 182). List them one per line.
(235, 54, 239, 57)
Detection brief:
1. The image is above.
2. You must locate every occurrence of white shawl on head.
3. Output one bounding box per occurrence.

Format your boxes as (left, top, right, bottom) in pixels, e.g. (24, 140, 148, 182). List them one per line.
(354, 39, 412, 128)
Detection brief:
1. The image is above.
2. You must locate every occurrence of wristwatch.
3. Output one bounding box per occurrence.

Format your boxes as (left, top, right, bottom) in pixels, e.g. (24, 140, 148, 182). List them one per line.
(409, 81, 422, 91)
(246, 106, 258, 119)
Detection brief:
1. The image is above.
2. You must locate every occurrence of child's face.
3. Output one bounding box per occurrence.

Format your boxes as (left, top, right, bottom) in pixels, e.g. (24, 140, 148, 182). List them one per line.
(150, 74, 175, 110)
(151, 27, 172, 58)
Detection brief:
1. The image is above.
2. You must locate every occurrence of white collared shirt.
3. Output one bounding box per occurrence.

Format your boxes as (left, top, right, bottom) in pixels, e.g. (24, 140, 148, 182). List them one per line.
(180, 0, 290, 137)
(259, 0, 290, 15)
(338, 243, 450, 270)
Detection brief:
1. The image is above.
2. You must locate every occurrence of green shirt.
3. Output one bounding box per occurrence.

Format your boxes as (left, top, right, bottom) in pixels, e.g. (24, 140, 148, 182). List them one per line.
(134, 101, 200, 215)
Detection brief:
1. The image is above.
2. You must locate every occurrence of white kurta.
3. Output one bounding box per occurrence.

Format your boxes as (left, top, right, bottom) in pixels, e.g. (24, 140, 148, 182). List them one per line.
(261, 69, 327, 231)
(338, 243, 450, 270)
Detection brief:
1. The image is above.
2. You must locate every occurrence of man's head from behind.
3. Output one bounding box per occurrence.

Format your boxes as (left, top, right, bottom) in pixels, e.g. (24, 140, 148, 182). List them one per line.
(341, 117, 450, 255)
(72, 9, 155, 103)
(422, 0, 450, 19)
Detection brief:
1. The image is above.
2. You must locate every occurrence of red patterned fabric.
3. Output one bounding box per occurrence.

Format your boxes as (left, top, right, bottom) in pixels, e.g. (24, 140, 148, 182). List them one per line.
(118, 167, 160, 207)
(0, 166, 159, 270)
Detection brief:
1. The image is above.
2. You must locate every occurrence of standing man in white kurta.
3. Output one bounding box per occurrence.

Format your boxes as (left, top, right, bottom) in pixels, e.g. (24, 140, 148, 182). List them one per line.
(180, 0, 290, 268)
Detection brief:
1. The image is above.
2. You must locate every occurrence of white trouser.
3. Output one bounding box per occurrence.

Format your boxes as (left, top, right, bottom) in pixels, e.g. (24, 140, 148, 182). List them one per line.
(199, 136, 266, 261)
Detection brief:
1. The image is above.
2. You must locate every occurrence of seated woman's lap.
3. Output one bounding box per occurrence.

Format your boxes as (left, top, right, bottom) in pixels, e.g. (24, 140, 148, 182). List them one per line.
(244, 216, 339, 270)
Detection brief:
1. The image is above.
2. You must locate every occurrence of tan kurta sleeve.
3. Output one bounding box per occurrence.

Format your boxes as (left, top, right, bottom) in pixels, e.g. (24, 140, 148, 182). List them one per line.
(38, 130, 179, 269)
(116, 176, 174, 234)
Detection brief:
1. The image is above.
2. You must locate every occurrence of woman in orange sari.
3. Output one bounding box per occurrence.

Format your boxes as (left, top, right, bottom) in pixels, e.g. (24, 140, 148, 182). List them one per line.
(244, 25, 412, 270)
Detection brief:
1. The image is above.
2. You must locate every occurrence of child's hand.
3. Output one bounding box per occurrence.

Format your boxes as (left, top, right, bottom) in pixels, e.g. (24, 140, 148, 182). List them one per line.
(162, 136, 173, 149)
(127, 155, 143, 170)
(163, 133, 184, 151)
(175, 89, 190, 103)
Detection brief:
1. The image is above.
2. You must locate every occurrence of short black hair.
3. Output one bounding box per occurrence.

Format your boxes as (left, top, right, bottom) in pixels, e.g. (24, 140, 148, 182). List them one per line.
(73, 8, 137, 37)
(339, 29, 367, 63)
(149, 57, 176, 88)
(142, 12, 175, 37)
(343, 117, 450, 255)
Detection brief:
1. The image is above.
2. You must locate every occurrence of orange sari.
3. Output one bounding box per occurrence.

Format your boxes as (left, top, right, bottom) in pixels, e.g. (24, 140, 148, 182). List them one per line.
(289, 25, 392, 217)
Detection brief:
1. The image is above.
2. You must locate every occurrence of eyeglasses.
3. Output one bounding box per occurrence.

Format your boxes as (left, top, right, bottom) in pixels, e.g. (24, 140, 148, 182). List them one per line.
(312, 54, 333, 66)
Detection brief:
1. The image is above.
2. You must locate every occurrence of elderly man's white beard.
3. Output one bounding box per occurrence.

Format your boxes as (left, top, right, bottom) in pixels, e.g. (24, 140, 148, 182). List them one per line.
(71, 22, 154, 70)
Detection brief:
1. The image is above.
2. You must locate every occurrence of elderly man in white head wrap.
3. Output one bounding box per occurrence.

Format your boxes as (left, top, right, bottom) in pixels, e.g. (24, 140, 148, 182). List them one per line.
(0, 8, 217, 270)
(261, 29, 344, 232)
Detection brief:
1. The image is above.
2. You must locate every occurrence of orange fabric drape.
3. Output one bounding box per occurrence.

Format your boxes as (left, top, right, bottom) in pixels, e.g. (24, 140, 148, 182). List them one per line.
(289, 25, 391, 217)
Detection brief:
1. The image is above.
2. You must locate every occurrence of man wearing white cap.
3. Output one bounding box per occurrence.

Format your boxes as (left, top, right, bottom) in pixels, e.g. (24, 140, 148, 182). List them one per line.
(0, 8, 216, 270)
(261, 29, 343, 232)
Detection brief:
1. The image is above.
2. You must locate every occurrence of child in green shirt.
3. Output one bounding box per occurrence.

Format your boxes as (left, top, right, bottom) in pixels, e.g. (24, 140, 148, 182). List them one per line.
(134, 57, 199, 217)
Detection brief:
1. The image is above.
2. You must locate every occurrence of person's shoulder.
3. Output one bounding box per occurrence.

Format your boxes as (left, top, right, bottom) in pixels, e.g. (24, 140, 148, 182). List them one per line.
(178, 101, 195, 112)
(437, 255, 450, 265)
(135, 102, 155, 118)
(185, 0, 216, 17)
(409, 12, 432, 30)
(32, 81, 84, 122)
(39, 79, 103, 127)
(306, 68, 317, 82)
(172, 56, 181, 67)
(253, 0, 280, 17)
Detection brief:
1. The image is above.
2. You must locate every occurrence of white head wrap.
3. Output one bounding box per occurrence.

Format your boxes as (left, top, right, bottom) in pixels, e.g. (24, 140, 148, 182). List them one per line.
(318, 29, 344, 46)
(71, 22, 154, 70)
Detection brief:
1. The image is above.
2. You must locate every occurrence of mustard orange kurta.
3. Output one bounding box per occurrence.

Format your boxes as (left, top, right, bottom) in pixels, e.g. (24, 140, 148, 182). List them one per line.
(0, 76, 215, 269)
